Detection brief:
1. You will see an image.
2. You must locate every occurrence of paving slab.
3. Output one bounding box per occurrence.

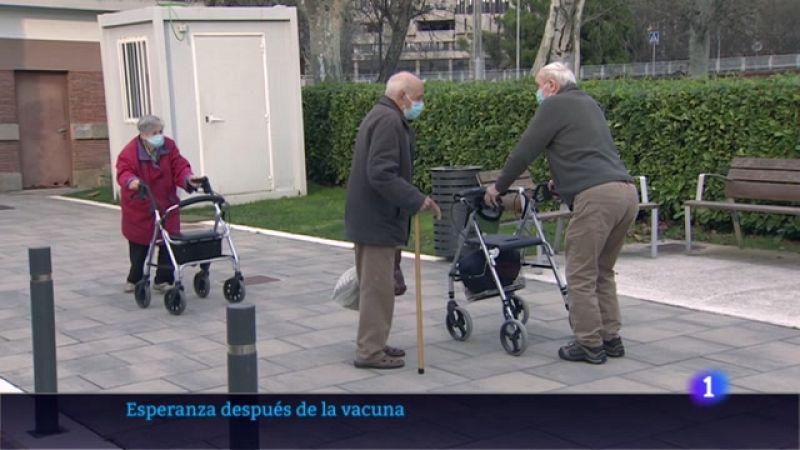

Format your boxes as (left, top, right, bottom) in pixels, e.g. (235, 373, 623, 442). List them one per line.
(0, 191, 798, 396)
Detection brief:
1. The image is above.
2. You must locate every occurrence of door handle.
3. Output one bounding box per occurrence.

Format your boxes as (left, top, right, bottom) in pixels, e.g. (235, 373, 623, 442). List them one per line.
(57, 128, 67, 134)
(205, 114, 225, 124)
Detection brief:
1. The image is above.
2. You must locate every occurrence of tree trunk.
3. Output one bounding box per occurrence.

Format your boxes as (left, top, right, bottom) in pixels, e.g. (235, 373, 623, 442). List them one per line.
(377, 1, 416, 82)
(571, 0, 585, 77)
(688, 0, 714, 79)
(302, 0, 348, 82)
(531, 0, 585, 77)
(340, 1, 354, 81)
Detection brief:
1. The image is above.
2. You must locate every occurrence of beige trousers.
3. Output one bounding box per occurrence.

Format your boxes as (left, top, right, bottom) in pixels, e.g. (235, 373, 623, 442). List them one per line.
(565, 181, 638, 348)
(354, 244, 397, 361)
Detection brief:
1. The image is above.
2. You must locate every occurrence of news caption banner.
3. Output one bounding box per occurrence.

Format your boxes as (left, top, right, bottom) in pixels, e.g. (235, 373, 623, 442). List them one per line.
(1, 393, 797, 449)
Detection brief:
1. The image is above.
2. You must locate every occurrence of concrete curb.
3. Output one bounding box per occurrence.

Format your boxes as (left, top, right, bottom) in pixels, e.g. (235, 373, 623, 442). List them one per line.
(50, 195, 445, 262)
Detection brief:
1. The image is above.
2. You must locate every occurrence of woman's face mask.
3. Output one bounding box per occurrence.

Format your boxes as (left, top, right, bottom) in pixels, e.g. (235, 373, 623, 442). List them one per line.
(143, 129, 165, 148)
(146, 134, 164, 148)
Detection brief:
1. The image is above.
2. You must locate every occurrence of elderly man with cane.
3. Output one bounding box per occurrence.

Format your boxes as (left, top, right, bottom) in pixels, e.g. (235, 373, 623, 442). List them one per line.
(485, 62, 638, 365)
(345, 71, 441, 370)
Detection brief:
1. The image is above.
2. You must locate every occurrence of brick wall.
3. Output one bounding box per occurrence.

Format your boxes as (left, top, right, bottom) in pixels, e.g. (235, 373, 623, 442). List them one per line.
(72, 139, 110, 171)
(0, 141, 20, 173)
(68, 71, 110, 187)
(0, 71, 19, 174)
(67, 72, 107, 123)
(0, 71, 17, 123)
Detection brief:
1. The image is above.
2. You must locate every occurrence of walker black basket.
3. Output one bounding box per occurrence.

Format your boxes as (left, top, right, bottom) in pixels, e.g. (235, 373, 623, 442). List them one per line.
(169, 230, 223, 265)
(457, 247, 521, 294)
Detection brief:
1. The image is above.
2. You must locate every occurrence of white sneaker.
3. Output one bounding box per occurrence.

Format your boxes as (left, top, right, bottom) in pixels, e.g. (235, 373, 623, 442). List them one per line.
(124, 282, 135, 293)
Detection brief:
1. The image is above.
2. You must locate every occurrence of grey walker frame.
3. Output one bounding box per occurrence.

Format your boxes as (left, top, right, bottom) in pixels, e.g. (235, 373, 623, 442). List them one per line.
(133, 177, 246, 315)
(445, 185, 569, 356)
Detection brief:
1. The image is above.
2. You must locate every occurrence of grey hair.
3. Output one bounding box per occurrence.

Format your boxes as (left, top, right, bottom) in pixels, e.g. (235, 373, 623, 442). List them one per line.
(137, 115, 164, 133)
(538, 62, 577, 86)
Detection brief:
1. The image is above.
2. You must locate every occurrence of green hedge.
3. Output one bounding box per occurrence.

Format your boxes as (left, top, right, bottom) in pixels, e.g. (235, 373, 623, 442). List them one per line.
(302, 76, 800, 238)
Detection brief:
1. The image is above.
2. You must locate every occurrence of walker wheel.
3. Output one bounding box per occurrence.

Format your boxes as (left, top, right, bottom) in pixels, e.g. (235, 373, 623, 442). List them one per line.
(164, 287, 186, 315)
(445, 305, 473, 341)
(134, 280, 151, 309)
(223, 276, 246, 303)
(193, 272, 210, 298)
(500, 319, 528, 356)
(509, 294, 530, 324)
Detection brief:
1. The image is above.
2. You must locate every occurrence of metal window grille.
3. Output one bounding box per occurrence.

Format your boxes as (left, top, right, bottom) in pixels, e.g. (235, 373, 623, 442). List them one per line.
(118, 38, 152, 121)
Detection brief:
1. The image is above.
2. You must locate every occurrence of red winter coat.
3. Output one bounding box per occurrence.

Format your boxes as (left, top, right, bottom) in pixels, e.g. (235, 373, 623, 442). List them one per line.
(116, 136, 193, 245)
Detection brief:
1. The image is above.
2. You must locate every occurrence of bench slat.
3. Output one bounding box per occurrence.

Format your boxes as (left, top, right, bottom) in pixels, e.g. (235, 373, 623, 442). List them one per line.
(728, 169, 800, 184)
(725, 180, 800, 202)
(731, 158, 800, 171)
(538, 210, 572, 220)
(477, 169, 536, 189)
(685, 200, 800, 215)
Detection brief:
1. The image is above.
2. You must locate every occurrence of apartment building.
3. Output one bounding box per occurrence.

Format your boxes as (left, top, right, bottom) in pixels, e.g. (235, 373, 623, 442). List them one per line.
(352, 0, 509, 79)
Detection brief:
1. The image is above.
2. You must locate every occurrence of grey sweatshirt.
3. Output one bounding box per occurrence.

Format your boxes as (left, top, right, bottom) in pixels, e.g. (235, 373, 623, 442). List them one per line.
(495, 84, 632, 207)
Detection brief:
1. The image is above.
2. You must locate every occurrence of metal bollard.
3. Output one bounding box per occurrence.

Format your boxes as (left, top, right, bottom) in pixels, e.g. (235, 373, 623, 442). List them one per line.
(227, 303, 258, 393)
(227, 303, 259, 449)
(28, 247, 60, 435)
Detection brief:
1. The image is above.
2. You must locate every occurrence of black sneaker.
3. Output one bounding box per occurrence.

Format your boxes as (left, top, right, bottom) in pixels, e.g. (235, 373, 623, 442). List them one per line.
(604, 337, 625, 357)
(558, 341, 607, 364)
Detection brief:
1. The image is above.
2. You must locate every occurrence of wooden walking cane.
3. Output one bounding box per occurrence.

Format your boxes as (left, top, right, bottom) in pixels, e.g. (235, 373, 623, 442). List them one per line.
(414, 213, 425, 375)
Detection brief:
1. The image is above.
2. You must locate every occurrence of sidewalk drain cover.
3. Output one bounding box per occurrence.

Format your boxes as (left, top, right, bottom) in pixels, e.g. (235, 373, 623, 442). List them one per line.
(245, 275, 280, 285)
(0, 205, 13, 210)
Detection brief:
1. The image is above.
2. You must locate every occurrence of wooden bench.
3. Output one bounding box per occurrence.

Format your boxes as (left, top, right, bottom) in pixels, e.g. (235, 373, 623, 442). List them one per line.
(477, 170, 660, 258)
(684, 157, 800, 252)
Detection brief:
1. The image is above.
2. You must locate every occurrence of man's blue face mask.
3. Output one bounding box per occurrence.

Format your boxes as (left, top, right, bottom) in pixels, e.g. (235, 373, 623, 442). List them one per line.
(536, 89, 545, 105)
(404, 94, 424, 120)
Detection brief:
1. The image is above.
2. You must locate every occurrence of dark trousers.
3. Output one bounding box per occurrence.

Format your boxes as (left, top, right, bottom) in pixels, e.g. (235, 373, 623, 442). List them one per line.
(127, 241, 174, 284)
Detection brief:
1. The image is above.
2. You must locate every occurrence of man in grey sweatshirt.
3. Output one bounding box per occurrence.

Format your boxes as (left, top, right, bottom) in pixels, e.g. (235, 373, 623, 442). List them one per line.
(485, 62, 638, 364)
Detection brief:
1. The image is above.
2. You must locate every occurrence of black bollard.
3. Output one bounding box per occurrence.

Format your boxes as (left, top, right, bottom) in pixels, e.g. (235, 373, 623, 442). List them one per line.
(28, 247, 60, 436)
(227, 303, 259, 449)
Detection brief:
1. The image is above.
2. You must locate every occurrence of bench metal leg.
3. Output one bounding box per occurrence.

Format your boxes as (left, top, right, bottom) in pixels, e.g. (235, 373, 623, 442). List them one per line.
(553, 216, 566, 254)
(650, 208, 658, 258)
(684, 206, 692, 253)
(533, 246, 544, 275)
(731, 211, 743, 248)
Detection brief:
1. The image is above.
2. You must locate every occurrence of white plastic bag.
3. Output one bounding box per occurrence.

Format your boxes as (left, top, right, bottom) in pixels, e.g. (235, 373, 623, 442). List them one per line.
(332, 266, 359, 310)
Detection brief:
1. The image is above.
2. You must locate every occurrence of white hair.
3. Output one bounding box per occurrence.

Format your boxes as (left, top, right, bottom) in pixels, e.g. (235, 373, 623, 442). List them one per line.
(538, 62, 577, 86)
(385, 75, 406, 97)
(385, 71, 421, 97)
(137, 115, 164, 133)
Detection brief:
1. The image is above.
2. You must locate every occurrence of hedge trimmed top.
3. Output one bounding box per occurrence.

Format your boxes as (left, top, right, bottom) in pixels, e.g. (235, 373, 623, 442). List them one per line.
(303, 76, 800, 236)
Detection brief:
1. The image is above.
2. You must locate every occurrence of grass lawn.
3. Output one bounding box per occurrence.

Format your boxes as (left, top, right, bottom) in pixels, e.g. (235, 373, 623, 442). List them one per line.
(66, 182, 800, 255)
(66, 184, 116, 204)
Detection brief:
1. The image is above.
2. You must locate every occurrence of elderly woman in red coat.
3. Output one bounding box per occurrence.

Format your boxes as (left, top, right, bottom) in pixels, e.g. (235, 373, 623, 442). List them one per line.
(116, 115, 200, 293)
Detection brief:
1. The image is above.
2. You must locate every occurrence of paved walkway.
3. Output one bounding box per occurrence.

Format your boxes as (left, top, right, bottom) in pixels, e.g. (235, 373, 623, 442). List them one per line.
(1, 190, 799, 395)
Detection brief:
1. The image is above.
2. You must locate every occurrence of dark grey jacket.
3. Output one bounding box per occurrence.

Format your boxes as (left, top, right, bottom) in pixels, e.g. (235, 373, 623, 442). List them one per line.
(345, 96, 426, 247)
(495, 84, 632, 207)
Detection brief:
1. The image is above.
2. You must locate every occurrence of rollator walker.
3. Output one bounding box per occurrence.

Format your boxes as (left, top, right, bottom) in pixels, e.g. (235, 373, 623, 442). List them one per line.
(445, 183, 569, 355)
(134, 177, 245, 315)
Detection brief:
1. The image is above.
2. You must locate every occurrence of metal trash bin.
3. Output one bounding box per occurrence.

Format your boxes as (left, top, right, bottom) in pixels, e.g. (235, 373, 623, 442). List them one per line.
(430, 165, 481, 259)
